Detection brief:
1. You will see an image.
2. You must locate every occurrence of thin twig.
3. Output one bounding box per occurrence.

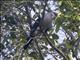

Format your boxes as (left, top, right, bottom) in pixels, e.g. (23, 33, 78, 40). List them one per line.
(24, 4, 32, 28)
(35, 39, 44, 60)
(18, 48, 25, 60)
(43, 32, 68, 60)
(41, 0, 48, 21)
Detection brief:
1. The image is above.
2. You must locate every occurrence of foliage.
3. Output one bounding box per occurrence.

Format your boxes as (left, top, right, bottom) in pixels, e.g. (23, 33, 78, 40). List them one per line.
(0, 0, 80, 60)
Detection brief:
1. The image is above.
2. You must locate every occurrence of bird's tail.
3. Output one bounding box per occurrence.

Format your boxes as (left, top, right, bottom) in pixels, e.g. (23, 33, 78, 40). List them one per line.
(23, 37, 33, 49)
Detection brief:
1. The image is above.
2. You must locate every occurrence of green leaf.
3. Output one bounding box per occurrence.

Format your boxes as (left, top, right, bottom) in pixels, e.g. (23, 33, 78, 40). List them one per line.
(55, 16, 63, 32)
(0, 43, 5, 52)
(29, 52, 39, 59)
(52, 33, 59, 39)
(10, 32, 16, 39)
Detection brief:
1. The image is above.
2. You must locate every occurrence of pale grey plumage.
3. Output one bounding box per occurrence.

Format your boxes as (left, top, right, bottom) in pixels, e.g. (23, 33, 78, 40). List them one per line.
(40, 12, 56, 32)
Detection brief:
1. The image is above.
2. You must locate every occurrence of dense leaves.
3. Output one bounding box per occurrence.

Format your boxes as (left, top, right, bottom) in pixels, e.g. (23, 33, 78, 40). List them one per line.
(1, 0, 80, 60)
(0, 43, 5, 52)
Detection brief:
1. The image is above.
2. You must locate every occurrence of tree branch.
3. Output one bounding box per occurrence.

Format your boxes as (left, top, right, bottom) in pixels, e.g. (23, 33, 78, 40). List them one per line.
(43, 32, 68, 60)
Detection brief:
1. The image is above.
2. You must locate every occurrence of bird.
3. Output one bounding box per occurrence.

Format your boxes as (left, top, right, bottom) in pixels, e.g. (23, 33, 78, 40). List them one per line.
(23, 11, 57, 49)
(39, 11, 57, 33)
